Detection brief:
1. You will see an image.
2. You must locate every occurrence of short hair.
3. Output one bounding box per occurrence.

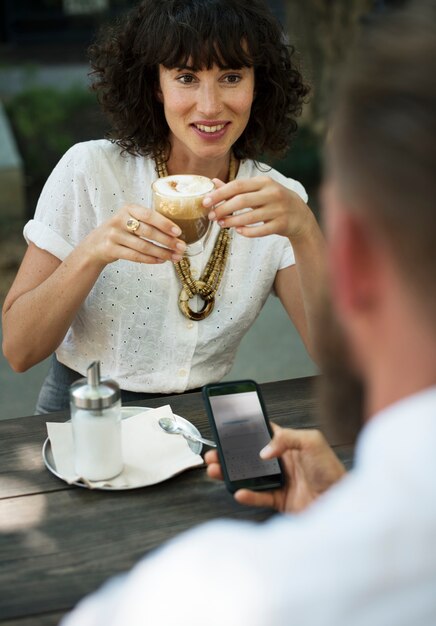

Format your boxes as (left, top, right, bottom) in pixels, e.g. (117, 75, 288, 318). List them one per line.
(88, 0, 309, 161)
(331, 0, 436, 309)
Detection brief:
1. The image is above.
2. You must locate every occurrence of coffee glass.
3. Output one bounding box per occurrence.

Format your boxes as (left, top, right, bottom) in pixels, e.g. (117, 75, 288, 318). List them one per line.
(152, 175, 215, 256)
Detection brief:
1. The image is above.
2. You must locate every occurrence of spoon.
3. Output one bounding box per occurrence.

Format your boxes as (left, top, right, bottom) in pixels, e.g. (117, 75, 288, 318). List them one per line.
(158, 417, 216, 448)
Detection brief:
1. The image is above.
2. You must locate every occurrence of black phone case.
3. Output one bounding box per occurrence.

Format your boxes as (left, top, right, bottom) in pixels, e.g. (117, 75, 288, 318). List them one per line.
(202, 380, 284, 494)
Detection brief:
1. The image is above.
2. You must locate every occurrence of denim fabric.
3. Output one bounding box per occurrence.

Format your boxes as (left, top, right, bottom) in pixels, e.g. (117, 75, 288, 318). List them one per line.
(35, 355, 200, 414)
(35, 355, 81, 414)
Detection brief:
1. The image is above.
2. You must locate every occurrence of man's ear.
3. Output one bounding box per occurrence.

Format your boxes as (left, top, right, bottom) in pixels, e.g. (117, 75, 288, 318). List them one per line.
(325, 192, 381, 320)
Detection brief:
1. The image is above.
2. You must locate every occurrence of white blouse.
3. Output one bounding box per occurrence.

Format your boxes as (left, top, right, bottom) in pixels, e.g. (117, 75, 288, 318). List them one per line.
(24, 140, 307, 393)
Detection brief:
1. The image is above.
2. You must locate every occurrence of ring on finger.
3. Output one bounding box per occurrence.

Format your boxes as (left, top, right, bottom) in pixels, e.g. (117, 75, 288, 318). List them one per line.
(126, 217, 140, 233)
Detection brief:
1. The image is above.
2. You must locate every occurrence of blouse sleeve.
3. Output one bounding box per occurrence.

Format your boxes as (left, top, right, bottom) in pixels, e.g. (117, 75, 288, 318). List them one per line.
(276, 176, 308, 271)
(23, 142, 98, 261)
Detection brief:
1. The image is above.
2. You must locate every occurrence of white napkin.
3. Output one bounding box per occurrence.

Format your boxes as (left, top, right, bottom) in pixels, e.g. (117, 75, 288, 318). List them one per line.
(46, 405, 204, 489)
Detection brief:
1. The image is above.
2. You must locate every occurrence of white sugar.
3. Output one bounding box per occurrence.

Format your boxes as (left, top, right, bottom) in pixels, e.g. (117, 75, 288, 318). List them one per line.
(72, 408, 123, 481)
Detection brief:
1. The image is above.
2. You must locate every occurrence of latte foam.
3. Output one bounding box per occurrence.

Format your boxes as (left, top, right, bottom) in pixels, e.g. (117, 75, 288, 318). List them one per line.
(153, 175, 214, 197)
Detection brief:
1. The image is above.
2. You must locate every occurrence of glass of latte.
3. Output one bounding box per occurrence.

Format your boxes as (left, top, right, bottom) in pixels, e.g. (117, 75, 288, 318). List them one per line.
(152, 175, 215, 256)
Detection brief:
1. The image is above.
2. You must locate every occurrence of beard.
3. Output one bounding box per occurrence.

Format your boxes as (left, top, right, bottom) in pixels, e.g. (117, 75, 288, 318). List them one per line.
(315, 293, 365, 446)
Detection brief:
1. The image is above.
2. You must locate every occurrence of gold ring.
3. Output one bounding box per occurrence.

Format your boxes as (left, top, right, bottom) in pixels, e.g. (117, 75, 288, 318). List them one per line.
(126, 217, 140, 233)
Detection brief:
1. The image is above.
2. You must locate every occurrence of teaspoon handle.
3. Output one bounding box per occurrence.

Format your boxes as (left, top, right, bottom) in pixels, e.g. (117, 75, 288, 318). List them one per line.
(183, 432, 216, 448)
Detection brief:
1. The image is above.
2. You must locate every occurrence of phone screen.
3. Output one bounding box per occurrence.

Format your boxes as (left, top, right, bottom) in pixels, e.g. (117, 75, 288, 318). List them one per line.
(207, 385, 282, 483)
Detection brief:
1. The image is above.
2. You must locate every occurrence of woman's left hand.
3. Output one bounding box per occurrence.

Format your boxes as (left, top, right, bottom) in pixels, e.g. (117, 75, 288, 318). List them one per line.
(203, 176, 314, 241)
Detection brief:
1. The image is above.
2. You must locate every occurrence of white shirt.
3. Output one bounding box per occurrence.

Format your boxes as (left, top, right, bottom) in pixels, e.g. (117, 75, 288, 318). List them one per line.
(62, 386, 436, 625)
(24, 140, 307, 393)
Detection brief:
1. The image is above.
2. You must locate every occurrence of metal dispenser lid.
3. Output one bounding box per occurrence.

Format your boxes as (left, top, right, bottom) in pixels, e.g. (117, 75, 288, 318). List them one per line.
(70, 361, 120, 410)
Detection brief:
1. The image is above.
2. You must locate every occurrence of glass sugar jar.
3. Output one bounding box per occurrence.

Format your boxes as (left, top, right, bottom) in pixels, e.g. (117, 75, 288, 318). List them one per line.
(70, 361, 123, 481)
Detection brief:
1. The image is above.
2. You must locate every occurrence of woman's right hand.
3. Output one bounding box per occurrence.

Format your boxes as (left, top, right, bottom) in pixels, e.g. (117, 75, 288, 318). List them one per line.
(81, 203, 187, 267)
(2, 204, 185, 372)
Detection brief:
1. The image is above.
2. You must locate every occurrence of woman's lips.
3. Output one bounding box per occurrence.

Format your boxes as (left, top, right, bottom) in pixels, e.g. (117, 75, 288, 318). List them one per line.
(191, 122, 230, 140)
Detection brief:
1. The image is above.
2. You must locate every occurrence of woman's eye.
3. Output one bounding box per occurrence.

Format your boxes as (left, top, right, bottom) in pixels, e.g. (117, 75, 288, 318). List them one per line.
(223, 74, 242, 84)
(177, 74, 196, 84)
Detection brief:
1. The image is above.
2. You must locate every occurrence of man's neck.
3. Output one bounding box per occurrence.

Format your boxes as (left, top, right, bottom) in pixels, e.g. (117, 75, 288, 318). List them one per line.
(364, 306, 436, 419)
(368, 359, 436, 419)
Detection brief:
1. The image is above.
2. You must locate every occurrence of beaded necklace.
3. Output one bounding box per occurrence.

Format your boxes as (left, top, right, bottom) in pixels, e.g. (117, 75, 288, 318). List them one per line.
(155, 154, 236, 321)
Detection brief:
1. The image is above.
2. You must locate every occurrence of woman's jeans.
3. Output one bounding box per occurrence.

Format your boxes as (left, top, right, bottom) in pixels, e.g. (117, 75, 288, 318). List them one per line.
(35, 354, 194, 414)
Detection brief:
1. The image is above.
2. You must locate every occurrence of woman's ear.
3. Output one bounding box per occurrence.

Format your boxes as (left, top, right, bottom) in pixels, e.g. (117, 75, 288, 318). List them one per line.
(154, 68, 163, 103)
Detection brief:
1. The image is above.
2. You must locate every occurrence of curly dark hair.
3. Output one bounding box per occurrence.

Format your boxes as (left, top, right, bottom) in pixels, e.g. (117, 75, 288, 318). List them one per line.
(88, 0, 309, 160)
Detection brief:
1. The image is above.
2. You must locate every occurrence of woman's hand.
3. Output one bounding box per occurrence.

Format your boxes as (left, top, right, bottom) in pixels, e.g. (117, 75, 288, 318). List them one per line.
(80, 203, 187, 267)
(205, 423, 346, 514)
(203, 176, 325, 362)
(2, 202, 188, 371)
(203, 176, 315, 242)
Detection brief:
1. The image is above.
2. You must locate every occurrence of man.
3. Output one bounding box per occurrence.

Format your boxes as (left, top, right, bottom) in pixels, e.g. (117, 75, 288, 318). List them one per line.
(63, 0, 436, 623)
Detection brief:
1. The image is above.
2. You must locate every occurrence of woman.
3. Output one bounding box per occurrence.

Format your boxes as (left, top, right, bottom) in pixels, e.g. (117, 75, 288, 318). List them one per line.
(2, 0, 324, 413)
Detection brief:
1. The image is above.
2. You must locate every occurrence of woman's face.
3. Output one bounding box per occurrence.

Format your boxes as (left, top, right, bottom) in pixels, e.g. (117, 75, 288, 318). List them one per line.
(157, 63, 255, 163)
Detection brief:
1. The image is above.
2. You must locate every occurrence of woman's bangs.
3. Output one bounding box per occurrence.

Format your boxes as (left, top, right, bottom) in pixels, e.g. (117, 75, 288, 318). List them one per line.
(157, 14, 255, 70)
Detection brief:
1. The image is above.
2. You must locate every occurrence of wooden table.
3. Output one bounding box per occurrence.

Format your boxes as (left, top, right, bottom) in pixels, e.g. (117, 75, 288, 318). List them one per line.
(0, 376, 354, 625)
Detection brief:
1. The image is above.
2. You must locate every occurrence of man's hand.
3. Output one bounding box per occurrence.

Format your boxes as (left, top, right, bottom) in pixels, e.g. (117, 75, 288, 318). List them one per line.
(205, 424, 346, 513)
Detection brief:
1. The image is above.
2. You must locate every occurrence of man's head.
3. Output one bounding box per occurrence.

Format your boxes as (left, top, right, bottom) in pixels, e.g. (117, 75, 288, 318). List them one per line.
(318, 0, 436, 441)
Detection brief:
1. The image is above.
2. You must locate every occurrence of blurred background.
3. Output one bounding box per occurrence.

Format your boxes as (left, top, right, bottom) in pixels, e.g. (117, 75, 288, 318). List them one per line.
(0, 0, 403, 418)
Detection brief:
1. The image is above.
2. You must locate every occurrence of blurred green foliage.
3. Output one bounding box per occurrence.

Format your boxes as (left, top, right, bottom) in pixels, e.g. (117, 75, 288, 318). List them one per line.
(5, 85, 102, 181)
(4, 85, 107, 215)
(272, 126, 322, 194)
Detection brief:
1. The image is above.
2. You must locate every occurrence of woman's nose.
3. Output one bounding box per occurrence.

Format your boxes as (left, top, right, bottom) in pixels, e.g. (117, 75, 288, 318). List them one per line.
(197, 82, 223, 117)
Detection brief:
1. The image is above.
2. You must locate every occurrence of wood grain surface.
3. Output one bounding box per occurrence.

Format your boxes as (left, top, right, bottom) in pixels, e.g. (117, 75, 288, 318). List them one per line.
(0, 376, 354, 625)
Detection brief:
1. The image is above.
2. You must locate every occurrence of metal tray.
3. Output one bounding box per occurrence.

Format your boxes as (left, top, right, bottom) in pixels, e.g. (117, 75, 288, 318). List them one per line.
(42, 406, 202, 490)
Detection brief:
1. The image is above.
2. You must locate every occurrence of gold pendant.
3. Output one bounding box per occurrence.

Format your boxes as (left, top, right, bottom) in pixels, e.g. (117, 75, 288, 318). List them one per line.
(178, 285, 215, 321)
(155, 152, 235, 322)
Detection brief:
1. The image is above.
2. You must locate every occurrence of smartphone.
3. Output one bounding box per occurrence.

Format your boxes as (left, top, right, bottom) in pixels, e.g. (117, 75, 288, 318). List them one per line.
(202, 380, 285, 494)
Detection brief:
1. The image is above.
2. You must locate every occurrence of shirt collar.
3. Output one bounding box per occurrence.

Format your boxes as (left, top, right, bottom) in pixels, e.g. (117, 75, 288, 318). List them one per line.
(354, 385, 436, 474)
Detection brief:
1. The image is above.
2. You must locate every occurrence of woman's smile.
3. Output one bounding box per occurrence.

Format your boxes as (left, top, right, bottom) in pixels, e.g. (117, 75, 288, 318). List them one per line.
(190, 120, 230, 140)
